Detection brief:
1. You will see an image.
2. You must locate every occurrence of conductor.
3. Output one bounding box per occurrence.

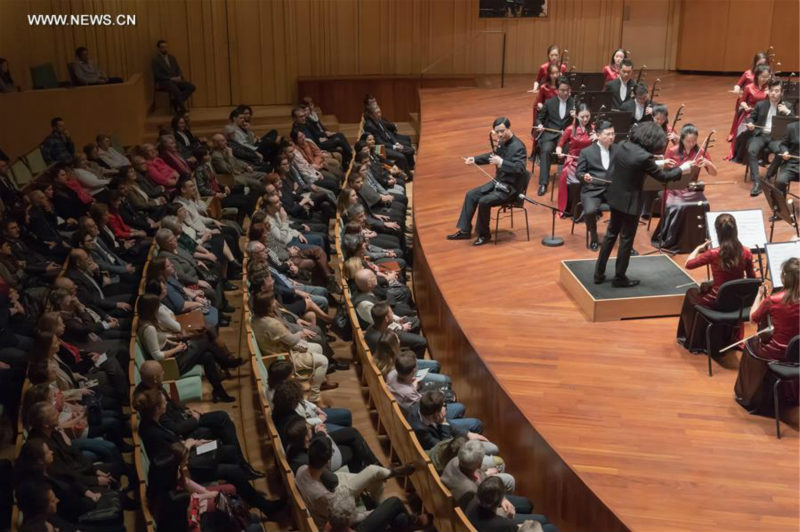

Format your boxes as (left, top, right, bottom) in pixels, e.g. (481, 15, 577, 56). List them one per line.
(447, 117, 528, 246)
(594, 122, 695, 287)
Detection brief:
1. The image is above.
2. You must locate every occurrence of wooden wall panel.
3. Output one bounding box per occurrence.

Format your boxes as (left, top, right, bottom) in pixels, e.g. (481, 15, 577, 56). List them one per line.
(722, 0, 774, 71)
(770, 0, 800, 74)
(676, 0, 729, 71)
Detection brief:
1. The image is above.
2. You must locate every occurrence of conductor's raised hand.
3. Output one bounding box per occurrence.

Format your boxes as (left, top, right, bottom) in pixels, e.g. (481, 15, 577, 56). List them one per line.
(663, 159, 677, 169)
(463, 156, 475, 165)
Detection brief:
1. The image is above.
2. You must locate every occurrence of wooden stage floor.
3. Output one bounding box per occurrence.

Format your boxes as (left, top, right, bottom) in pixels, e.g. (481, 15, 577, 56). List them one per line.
(411, 73, 798, 532)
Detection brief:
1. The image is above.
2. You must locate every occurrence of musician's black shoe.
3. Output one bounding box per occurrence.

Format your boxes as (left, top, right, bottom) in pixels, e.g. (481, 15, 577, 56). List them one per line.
(769, 213, 780, 222)
(750, 184, 761, 196)
(473, 236, 490, 246)
(589, 240, 599, 251)
(612, 277, 640, 288)
(446, 230, 471, 240)
(537, 184, 547, 196)
(593, 273, 606, 284)
(631, 248, 639, 256)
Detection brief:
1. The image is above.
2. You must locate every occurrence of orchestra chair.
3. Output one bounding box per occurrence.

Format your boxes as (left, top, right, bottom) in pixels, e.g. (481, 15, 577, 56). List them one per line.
(765, 335, 799, 438)
(493, 171, 531, 244)
(571, 200, 609, 247)
(688, 278, 761, 376)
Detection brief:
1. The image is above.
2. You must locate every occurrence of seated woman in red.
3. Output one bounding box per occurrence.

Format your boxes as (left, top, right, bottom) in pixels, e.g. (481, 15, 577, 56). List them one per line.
(727, 63, 771, 160)
(735, 257, 799, 413)
(602, 48, 627, 85)
(555, 103, 595, 216)
(727, 51, 769, 142)
(532, 44, 566, 93)
(676, 213, 755, 351)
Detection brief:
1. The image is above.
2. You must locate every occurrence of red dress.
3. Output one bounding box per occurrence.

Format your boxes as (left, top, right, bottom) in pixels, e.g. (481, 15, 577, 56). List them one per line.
(727, 83, 767, 158)
(663, 145, 708, 204)
(603, 65, 619, 84)
(531, 83, 558, 131)
(749, 294, 800, 359)
(535, 61, 567, 86)
(728, 69, 756, 137)
(556, 125, 593, 213)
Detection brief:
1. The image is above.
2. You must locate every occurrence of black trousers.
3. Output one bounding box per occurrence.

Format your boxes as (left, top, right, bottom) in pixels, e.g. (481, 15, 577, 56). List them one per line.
(595, 208, 639, 280)
(456, 182, 511, 238)
(537, 138, 558, 186)
(775, 162, 799, 193)
(581, 190, 607, 243)
(319, 133, 353, 164)
(193, 410, 246, 464)
(747, 135, 781, 184)
(355, 496, 412, 532)
(157, 80, 195, 106)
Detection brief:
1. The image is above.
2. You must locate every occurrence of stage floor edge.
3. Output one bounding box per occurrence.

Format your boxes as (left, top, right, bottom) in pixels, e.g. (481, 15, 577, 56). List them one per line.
(559, 255, 696, 322)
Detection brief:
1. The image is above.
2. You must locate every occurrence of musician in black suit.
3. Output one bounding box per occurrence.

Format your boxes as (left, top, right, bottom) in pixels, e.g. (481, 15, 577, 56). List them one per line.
(533, 76, 573, 196)
(151, 40, 195, 113)
(771, 120, 799, 194)
(604, 58, 635, 110)
(619, 82, 653, 126)
(745, 78, 794, 196)
(594, 122, 694, 287)
(576, 121, 616, 251)
(448, 117, 528, 246)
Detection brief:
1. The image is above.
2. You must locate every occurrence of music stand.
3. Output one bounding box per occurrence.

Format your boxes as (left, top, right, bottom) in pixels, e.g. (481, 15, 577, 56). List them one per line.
(580, 73, 606, 91)
(586, 91, 615, 113)
(599, 110, 633, 139)
(761, 178, 800, 241)
(770, 115, 794, 141)
(765, 241, 800, 288)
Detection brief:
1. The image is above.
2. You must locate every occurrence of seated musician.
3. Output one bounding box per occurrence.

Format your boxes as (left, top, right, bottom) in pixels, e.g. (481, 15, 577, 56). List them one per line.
(620, 83, 653, 126)
(675, 214, 755, 352)
(447, 117, 528, 246)
(743, 78, 793, 196)
(768, 119, 799, 195)
(734, 257, 799, 413)
(652, 104, 680, 147)
(555, 103, 595, 217)
(575, 120, 615, 251)
(533, 77, 573, 196)
(532, 63, 562, 120)
(604, 58, 635, 110)
(603, 48, 628, 84)
(651, 124, 717, 251)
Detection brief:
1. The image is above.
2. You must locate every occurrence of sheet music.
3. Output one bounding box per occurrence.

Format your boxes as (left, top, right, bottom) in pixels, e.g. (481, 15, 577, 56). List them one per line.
(765, 241, 800, 288)
(706, 209, 767, 250)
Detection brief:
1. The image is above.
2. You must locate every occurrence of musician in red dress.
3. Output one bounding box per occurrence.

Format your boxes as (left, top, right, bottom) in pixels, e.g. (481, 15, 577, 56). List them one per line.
(532, 44, 567, 93)
(727, 51, 769, 141)
(603, 48, 628, 85)
(652, 104, 679, 147)
(555, 103, 595, 215)
(532, 63, 562, 125)
(727, 63, 771, 160)
(676, 213, 755, 351)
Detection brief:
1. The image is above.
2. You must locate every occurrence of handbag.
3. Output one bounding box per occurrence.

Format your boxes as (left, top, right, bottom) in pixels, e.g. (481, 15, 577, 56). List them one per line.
(418, 380, 457, 404)
(78, 490, 122, 524)
(330, 304, 352, 341)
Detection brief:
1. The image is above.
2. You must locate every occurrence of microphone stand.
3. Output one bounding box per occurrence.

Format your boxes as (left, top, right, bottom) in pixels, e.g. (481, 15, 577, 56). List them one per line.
(518, 194, 564, 246)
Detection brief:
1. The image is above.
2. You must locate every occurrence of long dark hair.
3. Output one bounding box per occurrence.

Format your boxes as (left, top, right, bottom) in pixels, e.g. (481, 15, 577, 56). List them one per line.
(781, 257, 799, 305)
(677, 124, 699, 157)
(652, 104, 669, 132)
(751, 51, 769, 73)
(753, 64, 771, 86)
(629, 121, 667, 154)
(609, 48, 627, 68)
(715, 213, 743, 271)
(137, 293, 161, 326)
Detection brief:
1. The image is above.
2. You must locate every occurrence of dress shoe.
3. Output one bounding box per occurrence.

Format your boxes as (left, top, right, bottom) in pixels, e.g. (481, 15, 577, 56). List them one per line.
(221, 304, 236, 313)
(537, 184, 547, 196)
(212, 391, 236, 403)
(589, 240, 599, 251)
(473, 236, 490, 246)
(446, 230, 471, 240)
(219, 316, 231, 327)
(593, 273, 606, 284)
(332, 359, 350, 371)
(223, 281, 238, 291)
(631, 248, 639, 256)
(750, 184, 762, 196)
(320, 380, 339, 391)
(244, 464, 266, 480)
(612, 277, 640, 288)
(223, 356, 245, 369)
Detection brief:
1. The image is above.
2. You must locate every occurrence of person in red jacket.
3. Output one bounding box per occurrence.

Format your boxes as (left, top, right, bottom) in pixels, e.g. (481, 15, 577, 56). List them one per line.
(531, 44, 567, 93)
(603, 48, 628, 84)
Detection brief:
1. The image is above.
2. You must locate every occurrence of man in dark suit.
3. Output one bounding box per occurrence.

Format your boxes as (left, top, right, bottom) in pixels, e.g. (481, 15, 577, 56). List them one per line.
(448, 117, 528, 246)
(151, 39, 195, 113)
(291, 107, 353, 166)
(576, 121, 616, 251)
(745, 78, 793, 195)
(619, 82, 653, 126)
(533, 76, 573, 196)
(66, 248, 133, 316)
(363, 105, 416, 172)
(771, 119, 799, 194)
(604, 58, 635, 109)
(594, 122, 694, 287)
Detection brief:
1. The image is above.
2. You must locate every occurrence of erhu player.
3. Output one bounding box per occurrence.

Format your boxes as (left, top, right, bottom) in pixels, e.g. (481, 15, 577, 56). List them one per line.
(447, 117, 528, 246)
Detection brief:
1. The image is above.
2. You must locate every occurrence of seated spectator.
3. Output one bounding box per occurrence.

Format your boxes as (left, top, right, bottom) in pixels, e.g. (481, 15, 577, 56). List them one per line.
(354, 148, 406, 204)
(88, 203, 150, 263)
(295, 436, 416, 529)
(95, 134, 131, 169)
(15, 479, 66, 532)
(285, 141, 340, 197)
(118, 165, 167, 219)
(464, 476, 554, 532)
(1, 219, 61, 285)
(158, 134, 192, 179)
(140, 143, 179, 190)
(357, 133, 408, 188)
(374, 329, 444, 382)
(353, 269, 417, 329)
(0, 57, 18, 93)
(349, 164, 406, 223)
(291, 128, 343, 179)
(151, 39, 195, 113)
(171, 113, 204, 160)
(41, 117, 76, 165)
(66, 248, 134, 316)
(51, 164, 94, 220)
(72, 46, 122, 85)
(73, 228, 138, 287)
(136, 293, 235, 402)
(210, 132, 267, 194)
(131, 154, 168, 199)
(327, 488, 418, 532)
(146, 255, 223, 328)
(363, 104, 415, 172)
(193, 145, 258, 224)
(291, 106, 353, 166)
(25, 189, 72, 259)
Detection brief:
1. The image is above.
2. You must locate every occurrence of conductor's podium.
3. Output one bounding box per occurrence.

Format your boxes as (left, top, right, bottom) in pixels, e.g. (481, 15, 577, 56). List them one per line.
(559, 255, 695, 321)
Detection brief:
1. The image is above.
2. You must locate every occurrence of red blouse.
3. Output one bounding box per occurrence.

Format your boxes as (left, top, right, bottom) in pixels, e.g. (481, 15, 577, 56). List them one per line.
(750, 294, 800, 359)
(741, 83, 768, 113)
(65, 178, 93, 205)
(536, 62, 567, 85)
(557, 124, 593, 155)
(665, 145, 710, 166)
(108, 212, 132, 239)
(686, 248, 755, 303)
(146, 157, 179, 189)
(603, 65, 619, 83)
(735, 69, 755, 91)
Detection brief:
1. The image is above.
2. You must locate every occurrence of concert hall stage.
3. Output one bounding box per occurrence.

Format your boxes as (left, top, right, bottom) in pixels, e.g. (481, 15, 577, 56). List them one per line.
(411, 73, 798, 532)
(560, 255, 694, 321)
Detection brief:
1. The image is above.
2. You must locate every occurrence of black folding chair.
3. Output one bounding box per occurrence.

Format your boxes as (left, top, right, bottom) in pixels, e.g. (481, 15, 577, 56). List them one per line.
(766, 335, 799, 438)
(494, 171, 531, 244)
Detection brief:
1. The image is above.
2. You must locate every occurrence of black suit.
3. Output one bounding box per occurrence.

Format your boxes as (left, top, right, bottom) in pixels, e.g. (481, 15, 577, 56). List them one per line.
(576, 142, 614, 244)
(604, 77, 636, 109)
(456, 135, 528, 238)
(291, 121, 352, 165)
(746, 99, 794, 185)
(595, 141, 683, 281)
(535, 96, 574, 186)
(151, 53, 195, 110)
(619, 99, 654, 126)
(772, 120, 799, 193)
(363, 114, 415, 171)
